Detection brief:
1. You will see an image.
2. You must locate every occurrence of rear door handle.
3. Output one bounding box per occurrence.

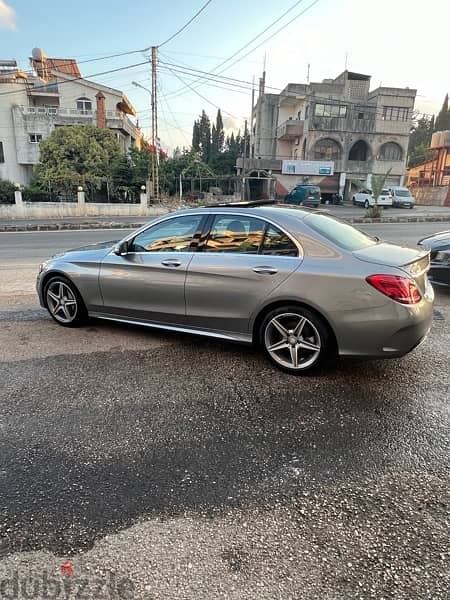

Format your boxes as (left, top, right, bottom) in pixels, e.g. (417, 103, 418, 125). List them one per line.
(161, 259, 182, 267)
(252, 266, 278, 275)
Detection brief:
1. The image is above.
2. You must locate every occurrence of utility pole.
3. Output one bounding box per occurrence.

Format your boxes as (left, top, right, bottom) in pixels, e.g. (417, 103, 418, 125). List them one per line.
(151, 46, 159, 200)
(250, 76, 255, 159)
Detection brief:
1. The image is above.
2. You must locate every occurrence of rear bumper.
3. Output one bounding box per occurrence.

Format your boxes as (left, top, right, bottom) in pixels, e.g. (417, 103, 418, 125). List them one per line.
(332, 294, 434, 359)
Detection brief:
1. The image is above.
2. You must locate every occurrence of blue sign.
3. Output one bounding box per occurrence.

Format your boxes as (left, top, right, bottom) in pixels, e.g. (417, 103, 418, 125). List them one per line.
(319, 167, 332, 175)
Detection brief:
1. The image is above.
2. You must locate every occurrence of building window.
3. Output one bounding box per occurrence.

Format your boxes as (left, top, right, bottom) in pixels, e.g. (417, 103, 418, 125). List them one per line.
(0, 141, 4, 163)
(76, 97, 92, 114)
(349, 140, 369, 161)
(382, 106, 409, 121)
(314, 103, 347, 118)
(378, 142, 402, 161)
(29, 134, 43, 143)
(313, 138, 341, 161)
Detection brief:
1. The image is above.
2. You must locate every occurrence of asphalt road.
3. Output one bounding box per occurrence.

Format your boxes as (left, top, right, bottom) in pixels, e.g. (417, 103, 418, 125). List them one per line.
(1, 221, 449, 265)
(0, 224, 449, 599)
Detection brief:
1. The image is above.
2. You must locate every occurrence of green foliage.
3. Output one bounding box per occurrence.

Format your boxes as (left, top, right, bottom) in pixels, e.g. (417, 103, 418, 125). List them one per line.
(0, 179, 15, 204)
(35, 125, 122, 191)
(211, 109, 224, 156)
(434, 93, 450, 132)
(160, 149, 213, 196)
(408, 116, 434, 167)
(365, 169, 391, 218)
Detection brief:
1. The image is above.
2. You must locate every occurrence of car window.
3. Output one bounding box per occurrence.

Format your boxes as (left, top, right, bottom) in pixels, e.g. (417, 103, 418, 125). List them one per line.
(394, 189, 411, 197)
(304, 213, 377, 251)
(261, 225, 298, 257)
(205, 215, 265, 253)
(129, 215, 203, 252)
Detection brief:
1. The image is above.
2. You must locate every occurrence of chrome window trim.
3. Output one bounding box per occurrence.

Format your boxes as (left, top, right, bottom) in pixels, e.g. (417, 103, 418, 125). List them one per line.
(111, 211, 304, 259)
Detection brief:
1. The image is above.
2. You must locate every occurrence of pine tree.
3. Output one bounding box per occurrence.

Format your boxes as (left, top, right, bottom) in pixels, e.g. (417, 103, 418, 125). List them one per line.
(434, 93, 450, 132)
(211, 124, 218, 158)
(215, 109, 224, 154)
(198, 110, 211, 163)
(192, 120, 200, 152)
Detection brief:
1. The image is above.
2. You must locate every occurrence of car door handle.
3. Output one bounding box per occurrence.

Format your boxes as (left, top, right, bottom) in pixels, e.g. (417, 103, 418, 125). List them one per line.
(161, 259, 182, 267)
(252, 266, 278, 275)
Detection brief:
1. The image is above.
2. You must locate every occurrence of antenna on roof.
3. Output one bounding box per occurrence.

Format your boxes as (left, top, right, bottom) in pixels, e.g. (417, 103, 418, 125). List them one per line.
(307, 63, 310, 84)
(344, 52, 348, 70)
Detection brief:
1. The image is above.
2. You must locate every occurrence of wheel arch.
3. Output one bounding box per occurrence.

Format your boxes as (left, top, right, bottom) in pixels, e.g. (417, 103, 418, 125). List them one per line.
(252, 299, 338, 353)
(40, 270, 81, 307)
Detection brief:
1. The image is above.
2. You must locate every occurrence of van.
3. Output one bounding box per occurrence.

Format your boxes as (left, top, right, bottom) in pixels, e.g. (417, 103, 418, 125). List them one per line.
(285, 184, 321, 207)
(388, 187, 415, 209)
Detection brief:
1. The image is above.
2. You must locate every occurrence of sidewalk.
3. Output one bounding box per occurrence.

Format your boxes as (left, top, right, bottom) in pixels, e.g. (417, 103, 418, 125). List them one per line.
(0, 204, 449, 231)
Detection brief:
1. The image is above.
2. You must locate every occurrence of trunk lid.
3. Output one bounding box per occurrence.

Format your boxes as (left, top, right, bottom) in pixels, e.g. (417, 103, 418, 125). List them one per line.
(353, 242, 430, 293)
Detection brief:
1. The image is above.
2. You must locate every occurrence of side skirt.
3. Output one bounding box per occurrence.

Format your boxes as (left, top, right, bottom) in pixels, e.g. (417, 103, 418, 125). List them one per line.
(89, 312, 253, 344)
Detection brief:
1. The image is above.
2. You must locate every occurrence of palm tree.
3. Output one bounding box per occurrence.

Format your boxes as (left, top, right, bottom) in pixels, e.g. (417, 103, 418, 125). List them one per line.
(367, 168, 392, 217)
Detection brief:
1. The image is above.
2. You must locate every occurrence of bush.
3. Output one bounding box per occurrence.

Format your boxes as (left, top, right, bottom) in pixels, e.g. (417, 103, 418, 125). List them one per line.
(0, 179, 16, 204)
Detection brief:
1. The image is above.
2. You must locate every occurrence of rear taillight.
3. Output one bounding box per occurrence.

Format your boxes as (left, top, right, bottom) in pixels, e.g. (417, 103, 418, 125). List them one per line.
(366, 274, 422, 304)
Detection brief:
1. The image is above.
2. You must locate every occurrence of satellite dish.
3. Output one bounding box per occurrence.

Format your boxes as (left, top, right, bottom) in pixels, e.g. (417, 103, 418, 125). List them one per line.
(31, 48, 47, 61)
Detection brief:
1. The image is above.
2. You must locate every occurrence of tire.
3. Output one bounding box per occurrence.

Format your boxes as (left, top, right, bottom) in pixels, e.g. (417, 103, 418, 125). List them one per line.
(259, 305, 330, 374)
(364, 199, 370, 209)
(44, 275, 87, 327)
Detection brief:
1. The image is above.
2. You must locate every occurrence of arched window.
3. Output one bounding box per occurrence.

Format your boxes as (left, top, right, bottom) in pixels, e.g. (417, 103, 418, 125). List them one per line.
(349, 140, 369, 161)
(313, 138, 341, 161)
(76, 97, 92, 114)
(378, 142, 402, 161)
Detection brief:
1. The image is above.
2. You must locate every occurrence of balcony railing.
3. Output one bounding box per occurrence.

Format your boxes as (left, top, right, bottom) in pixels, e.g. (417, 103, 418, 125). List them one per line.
(277, 119, 304, 140)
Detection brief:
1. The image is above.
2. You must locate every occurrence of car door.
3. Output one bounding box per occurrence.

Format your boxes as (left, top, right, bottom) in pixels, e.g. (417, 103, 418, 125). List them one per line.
(185, 214, 302, 335)
(99, 213, 206, 325)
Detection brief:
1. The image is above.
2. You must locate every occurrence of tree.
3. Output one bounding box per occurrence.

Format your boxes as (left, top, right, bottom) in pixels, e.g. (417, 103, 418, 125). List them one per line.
(211, 109, 224, 156)
(35, 125, 122, 192)
(367, 168, 392, 218)
(434, 93, 450, 132)
(408, 115, 434, 167)
(198, 110, 211, 163)
(0, 179, 15, 204)
(192, 120, 200, 152)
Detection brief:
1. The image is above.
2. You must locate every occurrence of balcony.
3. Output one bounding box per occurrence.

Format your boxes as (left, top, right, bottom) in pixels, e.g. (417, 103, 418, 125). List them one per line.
(277, 119, 304, 140)
(105, 110, 137, 138)
(309, 115, 375, 134)
(27, 82, 59, 98)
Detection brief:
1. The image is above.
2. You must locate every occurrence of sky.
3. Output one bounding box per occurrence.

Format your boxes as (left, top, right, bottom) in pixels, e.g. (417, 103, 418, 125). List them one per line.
(1, 0, 449, 153)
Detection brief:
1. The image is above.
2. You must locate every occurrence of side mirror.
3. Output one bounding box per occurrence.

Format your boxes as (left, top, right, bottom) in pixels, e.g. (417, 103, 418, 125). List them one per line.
(113, 240, 129, 256)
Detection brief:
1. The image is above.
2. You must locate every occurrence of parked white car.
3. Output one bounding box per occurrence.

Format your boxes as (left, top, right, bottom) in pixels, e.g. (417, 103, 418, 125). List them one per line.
(352, 189, 393, 208)
(388, 186, 415, 209)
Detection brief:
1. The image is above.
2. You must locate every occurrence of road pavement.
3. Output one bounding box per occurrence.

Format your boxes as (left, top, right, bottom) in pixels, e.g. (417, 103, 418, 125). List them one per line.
(0, 224, 449, 599)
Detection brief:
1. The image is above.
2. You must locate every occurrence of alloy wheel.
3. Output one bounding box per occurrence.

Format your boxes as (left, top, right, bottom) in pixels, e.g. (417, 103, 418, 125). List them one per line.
(46, 280, 78, 324)
(264, 312, 321, 370)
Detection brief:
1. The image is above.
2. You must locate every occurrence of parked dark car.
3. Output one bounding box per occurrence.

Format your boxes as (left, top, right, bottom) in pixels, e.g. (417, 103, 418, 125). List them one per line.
(418, 231, 450, 287)
(285, 185, 321, 207)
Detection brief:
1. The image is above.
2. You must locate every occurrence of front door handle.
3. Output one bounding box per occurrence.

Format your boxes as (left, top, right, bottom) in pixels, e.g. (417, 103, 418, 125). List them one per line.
(252, 266, 278, 275)
(161, 258, 182, 267)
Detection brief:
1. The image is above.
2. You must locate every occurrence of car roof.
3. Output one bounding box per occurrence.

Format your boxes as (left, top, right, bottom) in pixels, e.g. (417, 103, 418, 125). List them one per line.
(177, 202, 320, 222)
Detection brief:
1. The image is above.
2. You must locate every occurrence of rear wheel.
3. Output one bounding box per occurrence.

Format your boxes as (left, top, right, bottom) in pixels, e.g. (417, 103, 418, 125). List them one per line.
(44, 276, 87, 327)
(364, 199, 370, 209)
(260, 306, 330, 374)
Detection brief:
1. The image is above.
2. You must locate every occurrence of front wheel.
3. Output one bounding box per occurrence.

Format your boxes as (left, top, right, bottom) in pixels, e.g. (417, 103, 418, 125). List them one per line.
(364, 199, 370, 209)
(260, 306, 330, 374)
(44, 276, 87, 327)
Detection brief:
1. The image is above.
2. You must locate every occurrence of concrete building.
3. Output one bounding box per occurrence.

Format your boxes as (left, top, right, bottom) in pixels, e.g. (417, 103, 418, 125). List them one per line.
(0, 49, 141, 185)
(238, 70, 416, 200)
(407, 130, 450, 206)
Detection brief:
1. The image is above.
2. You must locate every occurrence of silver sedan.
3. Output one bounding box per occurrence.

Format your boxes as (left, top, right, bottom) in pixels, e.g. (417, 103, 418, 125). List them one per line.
(37, 204, 434, 374)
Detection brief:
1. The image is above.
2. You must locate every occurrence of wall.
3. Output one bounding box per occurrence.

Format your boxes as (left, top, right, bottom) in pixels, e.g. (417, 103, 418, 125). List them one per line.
(413, 186, 449, 206)
(0, 201, 167, 220)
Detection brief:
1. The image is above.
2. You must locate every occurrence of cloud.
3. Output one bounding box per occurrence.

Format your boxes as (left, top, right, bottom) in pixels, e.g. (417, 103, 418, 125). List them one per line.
(222, 115, 245, 133)
(0, 0, 17, 31)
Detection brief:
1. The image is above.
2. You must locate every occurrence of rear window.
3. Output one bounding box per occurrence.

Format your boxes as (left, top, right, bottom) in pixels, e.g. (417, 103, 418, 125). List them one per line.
(393, 189, 411, 197)
(304, 213, 377, 251)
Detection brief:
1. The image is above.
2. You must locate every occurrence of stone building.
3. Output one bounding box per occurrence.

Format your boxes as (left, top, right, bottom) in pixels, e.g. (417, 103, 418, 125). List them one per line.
(237, 70, 416, 201)
(0, 48, 141, 185)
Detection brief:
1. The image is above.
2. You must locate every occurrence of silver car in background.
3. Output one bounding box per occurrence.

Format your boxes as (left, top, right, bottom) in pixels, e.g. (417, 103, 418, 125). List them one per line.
(37, 203, 434, 374)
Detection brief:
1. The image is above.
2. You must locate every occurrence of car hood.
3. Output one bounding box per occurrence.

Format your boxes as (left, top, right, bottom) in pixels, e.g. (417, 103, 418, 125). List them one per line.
(353, 242, 429, 269)
(418, 231, 450, 251)
(49, 240, 118, 262)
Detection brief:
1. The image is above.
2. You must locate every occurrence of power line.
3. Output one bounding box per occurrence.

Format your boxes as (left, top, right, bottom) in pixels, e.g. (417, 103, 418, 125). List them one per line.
(158, 0, 214, 47)
(165, 0, 318, 100)
(0, 60, 150, 98)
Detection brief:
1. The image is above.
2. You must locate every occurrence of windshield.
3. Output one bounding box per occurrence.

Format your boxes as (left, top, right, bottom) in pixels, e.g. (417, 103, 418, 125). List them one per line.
(394, 189, 411, 197)
(304, 213, 377, 251)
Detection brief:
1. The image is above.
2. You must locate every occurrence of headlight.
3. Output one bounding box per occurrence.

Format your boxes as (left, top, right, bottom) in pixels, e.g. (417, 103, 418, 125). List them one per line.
(38, 262, 48, 274)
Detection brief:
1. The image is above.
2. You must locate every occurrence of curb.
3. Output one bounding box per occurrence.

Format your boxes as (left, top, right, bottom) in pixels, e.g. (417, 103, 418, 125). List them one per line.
(0, 215, 449, 232)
